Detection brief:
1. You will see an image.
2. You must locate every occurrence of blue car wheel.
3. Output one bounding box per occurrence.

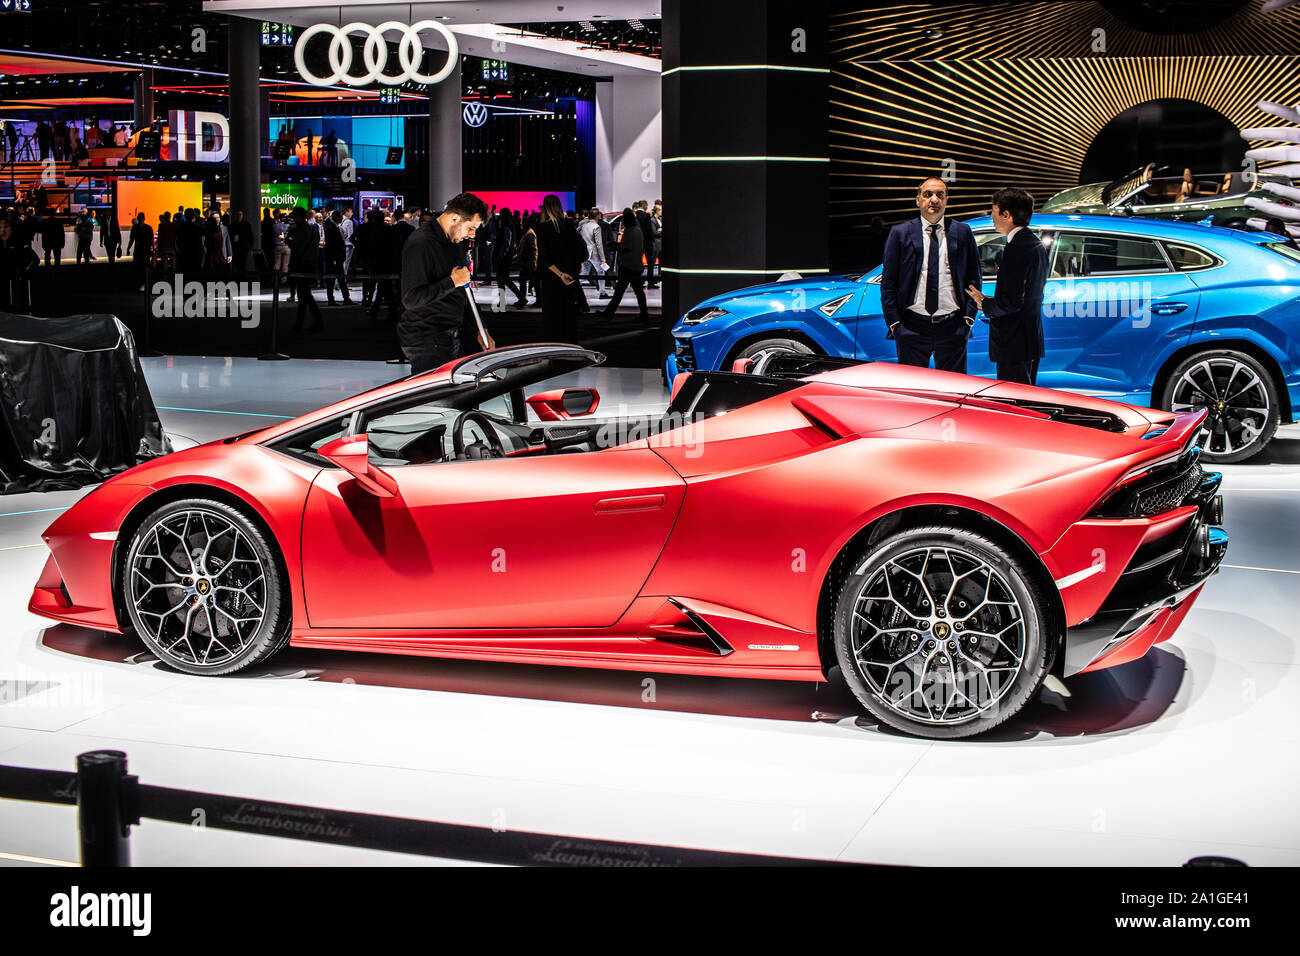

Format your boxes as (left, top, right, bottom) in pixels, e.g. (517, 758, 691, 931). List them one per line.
(1159, 348, 1281, 463)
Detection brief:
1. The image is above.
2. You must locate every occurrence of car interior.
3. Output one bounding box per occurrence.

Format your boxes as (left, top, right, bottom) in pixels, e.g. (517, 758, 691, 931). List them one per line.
(1121, 172, 1251, 206)
(269, 360, 803, 470)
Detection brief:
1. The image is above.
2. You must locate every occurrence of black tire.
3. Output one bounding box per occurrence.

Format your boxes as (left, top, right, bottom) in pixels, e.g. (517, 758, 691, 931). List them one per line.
(733, 336, 813, 373)
(120, 498, 290, 675)
(1159, 348, 1279, 463)
(832, 526, 1052, 739)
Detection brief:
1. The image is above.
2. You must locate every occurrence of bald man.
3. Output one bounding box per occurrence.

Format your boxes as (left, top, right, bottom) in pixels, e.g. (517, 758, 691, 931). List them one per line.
(880, 176, 981, 374)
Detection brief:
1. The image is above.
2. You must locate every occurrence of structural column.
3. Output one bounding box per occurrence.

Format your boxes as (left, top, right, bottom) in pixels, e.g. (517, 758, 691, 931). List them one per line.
(661, 0, 829, 351)
(595, 75, 662, 216)
(428, 54, 463, 210)
(133, 67, 154, 131)
(228, 16, 262, 253)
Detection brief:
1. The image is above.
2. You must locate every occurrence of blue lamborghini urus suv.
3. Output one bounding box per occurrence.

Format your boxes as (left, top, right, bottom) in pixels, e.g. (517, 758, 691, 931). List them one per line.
(668, 214, 1300, 462)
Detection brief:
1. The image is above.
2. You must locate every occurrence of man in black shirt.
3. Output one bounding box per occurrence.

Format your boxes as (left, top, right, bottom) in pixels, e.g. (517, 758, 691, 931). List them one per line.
(399, 192, 492, 374)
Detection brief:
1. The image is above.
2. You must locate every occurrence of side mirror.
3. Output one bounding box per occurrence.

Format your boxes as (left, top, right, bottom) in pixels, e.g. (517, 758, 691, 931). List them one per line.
(525, 387, 600, 421)
(318, 434, 398, 498)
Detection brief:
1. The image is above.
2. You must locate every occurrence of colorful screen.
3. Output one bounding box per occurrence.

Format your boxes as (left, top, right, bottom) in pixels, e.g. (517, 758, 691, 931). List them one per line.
(116, 180, 205, 230)
(467, 190, 578, 215)
(261, 182, 311, 215)
(268, 116, 406, 170)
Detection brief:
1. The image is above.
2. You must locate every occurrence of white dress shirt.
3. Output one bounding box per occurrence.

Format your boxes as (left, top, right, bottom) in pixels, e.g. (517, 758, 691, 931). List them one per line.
(910, 216, 959, 316)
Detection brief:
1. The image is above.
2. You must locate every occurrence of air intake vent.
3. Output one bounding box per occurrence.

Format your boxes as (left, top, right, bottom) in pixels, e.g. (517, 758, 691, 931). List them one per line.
(642, 600, 733, 656)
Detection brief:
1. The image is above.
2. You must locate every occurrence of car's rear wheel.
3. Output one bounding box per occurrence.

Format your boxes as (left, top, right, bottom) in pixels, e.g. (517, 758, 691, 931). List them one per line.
(122, 498, 290, 675)
(1161, 349, 1278, 463)
(832, 526, 1052, 739)
(733, 337, 813, 374)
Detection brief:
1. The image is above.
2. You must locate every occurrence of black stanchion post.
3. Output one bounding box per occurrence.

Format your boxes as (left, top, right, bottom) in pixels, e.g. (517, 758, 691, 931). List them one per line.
(76, 750, 139, 867)
(260, 267, 289, 360)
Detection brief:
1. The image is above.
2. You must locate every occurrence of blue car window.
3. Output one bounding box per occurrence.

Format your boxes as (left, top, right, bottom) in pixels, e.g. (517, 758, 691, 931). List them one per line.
(976, 232, 1006, 278)
(1163, 242, 1217, 271)
(1073, 234, 1170, 275)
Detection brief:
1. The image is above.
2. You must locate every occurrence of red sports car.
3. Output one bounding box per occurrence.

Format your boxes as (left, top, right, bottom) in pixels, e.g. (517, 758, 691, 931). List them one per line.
(29, 344, 1227, 739)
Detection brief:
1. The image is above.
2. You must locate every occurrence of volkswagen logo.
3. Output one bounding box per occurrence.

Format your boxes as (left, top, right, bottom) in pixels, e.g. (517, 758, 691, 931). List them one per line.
(295, 20, 459, 87)
(463, 102, 489, 128)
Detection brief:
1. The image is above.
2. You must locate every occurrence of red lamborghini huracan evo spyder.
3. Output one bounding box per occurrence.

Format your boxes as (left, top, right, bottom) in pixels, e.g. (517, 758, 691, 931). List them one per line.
(29, 344, 1227, 738)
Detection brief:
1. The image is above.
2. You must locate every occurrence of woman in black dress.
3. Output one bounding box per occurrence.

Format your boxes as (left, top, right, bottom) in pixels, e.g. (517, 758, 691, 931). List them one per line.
(533, 194, 585, 341)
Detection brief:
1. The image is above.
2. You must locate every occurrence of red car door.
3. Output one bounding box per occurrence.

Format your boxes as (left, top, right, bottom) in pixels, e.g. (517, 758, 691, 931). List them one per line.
(300, 445, 685, 629)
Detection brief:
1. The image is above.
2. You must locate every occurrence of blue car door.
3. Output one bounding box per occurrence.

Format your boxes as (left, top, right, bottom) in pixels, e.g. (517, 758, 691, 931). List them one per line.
(1035, 229, 1199, 398)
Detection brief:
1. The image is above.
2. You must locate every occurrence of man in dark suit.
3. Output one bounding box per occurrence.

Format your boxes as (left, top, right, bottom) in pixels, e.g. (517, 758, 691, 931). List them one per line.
(881, 176, 980, 373)
(635, 200, 658, 288)
(966, 187, 1047, 385)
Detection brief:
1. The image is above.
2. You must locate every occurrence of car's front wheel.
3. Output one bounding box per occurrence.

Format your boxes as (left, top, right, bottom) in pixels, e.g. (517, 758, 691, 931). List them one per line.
(832, 526, 1052, 739)
(121, 498, 290, 675)
(1161, 348, 1279, 463)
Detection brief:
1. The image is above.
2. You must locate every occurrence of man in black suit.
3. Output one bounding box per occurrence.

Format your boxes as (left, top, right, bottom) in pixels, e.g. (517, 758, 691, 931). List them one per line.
(881, 176, 980, 373)
(965, 187, 1047, 385)
(635, 200, 658, 288)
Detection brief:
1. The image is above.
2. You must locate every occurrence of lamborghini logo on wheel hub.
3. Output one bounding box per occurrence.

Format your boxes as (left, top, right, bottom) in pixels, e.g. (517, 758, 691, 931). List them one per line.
(196, 579, 210, 595)
(932, 621, 950, 640)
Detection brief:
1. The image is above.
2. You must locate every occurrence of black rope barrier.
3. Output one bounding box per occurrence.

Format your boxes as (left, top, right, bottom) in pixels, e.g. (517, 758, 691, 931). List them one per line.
(0, 752, 863, 868)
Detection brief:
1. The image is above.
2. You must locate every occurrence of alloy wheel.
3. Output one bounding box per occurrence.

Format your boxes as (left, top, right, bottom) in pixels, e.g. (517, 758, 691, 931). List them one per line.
(848, 546, 1027, 726)
(1170, 357, 1270, 458)
(127, 509, 268, 668)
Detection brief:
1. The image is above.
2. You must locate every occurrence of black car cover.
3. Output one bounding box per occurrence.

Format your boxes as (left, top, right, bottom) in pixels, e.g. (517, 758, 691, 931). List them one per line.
(0, 312, 171, 493)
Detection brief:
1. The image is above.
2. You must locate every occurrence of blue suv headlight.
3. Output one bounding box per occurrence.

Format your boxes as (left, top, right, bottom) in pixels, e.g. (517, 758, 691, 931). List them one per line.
(681, 307, 730, 326)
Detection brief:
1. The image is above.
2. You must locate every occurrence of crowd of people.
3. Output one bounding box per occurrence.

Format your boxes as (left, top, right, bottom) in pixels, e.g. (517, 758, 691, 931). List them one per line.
(0, 192, 666, 355)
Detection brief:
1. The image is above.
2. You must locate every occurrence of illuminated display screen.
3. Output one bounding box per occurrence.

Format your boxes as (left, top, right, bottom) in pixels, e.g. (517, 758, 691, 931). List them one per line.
(115, 180, 205, 230)
(268, 116, 406, 170)
(469, 190, 577, 215)
(260, 182, 311, 215)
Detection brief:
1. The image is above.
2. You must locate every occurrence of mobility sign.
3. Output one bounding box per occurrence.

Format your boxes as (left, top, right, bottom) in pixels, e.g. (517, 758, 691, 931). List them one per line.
(260, 181, 311, 216)
(0, 1, 34, 12)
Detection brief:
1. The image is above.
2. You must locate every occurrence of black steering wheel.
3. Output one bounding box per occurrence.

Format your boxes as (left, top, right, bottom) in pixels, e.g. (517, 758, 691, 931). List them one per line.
(451, 410, 507, 460)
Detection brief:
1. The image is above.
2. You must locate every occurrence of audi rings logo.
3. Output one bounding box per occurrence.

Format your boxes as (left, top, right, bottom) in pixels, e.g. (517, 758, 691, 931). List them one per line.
(463, 102, 489, 128)
(295, 20, 459, 87)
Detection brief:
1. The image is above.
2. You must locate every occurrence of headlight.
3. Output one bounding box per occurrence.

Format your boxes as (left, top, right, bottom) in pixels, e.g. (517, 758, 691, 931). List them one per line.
(681, 307, 730, 325)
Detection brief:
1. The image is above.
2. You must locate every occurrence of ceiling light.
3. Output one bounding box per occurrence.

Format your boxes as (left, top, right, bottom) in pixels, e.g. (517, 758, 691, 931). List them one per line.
(579, 20, 595, 31)
(627, 18, 645, 30)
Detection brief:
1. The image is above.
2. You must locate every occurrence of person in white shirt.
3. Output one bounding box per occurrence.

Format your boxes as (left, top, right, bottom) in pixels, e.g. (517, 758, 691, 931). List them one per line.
(339, 205, 356, 279)
(578, 209, 609, 297)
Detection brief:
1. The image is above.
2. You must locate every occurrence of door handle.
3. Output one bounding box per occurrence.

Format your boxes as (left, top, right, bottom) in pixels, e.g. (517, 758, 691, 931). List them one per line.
(595, 494, 666, 514)
(1150, 302, 1189, 315)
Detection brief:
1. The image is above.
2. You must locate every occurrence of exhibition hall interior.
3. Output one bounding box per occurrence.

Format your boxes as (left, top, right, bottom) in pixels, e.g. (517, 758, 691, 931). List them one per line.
(0, 0, 1297, 881)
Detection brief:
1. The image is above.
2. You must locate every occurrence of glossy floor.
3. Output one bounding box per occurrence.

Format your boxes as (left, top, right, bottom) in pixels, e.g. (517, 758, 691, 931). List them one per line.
(0, 356, 1297, 866)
